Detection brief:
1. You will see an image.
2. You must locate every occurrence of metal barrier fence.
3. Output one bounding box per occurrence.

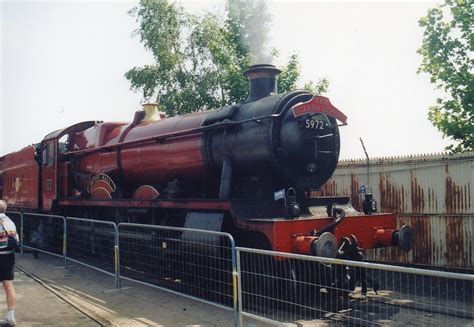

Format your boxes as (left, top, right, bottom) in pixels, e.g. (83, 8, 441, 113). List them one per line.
(4, 214, 238, 324)
(236, 247, 474, 326)
(117, 223, 237, 317)
(65, 217, 119, 286)
(22, 213, 65, 260)
(6, 212, 474, 327)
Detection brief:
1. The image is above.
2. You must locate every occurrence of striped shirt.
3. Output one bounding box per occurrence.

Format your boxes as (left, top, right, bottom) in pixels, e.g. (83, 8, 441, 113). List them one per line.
(0, 213, 19, 254)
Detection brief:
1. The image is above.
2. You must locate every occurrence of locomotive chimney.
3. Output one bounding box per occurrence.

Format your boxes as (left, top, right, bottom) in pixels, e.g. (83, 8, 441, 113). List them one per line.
(243, 64, 281, 102)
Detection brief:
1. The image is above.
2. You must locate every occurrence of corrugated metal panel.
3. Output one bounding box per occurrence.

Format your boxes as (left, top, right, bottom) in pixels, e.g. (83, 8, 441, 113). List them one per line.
(366, 214, 473, 269)
(322, 153, 473, 214)
(322, 153, 474, 268)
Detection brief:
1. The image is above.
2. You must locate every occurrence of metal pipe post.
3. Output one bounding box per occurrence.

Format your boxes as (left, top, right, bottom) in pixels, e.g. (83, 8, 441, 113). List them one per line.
(20, 212, 24, 254)
(236, 249, 243, 327)
(63, 217, 67, 268)
(228, 236, 239, 327)
(359, 137, 370, 187)
(114, 224, 121, 289)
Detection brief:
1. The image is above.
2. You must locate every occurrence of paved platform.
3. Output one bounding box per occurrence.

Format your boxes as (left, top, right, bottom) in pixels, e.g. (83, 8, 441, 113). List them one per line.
(0, 267, 95, 326)
(3, 253, 268, 326)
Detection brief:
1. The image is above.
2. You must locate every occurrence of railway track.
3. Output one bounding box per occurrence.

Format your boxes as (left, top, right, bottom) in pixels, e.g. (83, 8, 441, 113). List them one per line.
(15, 264, 111, 326)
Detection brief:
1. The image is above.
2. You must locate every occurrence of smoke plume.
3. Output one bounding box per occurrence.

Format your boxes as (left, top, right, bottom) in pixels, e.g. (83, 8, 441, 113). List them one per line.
(227, 0, 273, 65)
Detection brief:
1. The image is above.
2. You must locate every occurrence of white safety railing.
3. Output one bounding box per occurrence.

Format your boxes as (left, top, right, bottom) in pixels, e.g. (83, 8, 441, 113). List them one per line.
(118, 223, 238, 320)
(65, 217, 119, 287)
(236, 247, 474, 326)
(6, 213, 238, 325)
(21, 213, 66, 264)
(6, 211, 474, 327)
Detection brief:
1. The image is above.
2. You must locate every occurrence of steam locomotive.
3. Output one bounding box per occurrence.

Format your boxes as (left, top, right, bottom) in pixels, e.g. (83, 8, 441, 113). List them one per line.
(0, 64, 414, 260)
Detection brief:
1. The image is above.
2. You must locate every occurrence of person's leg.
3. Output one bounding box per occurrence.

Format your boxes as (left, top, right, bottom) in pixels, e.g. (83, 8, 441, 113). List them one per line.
(2, 280, 16, 323)
(3, 280, 16, 310)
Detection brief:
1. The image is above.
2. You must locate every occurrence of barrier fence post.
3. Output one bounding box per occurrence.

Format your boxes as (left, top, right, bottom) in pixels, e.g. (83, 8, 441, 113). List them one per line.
(63, 217, 67, 268)
(20, 212, 24, 255)
(114, 224, 121, 290)
(229, 237, 239, 327)
(236, 249, 243, 327)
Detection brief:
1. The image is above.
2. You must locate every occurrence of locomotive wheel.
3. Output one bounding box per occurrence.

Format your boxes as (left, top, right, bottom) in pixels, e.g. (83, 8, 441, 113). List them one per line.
(238, 254, 352, 318)
(279, 259, 353, 317)
(329, 264, 355, 300)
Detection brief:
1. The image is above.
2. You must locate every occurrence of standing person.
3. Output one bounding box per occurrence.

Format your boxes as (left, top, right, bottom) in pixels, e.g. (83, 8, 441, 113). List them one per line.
(0, 200, 17, 326)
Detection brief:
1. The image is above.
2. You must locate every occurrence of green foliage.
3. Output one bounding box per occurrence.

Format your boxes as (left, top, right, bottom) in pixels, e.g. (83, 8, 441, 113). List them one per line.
(277, 54, 329, 94)
(126, 0, 329, 116)
(278, 54, 300, 93)
(418, 0, 473, 152)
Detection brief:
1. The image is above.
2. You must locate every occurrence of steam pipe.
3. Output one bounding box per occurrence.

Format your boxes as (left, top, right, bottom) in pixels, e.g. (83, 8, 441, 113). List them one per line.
(359, 137, 370, 188)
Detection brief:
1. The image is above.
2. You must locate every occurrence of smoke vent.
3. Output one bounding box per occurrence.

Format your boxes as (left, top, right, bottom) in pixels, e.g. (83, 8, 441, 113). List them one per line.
(243, 64, 281, 102)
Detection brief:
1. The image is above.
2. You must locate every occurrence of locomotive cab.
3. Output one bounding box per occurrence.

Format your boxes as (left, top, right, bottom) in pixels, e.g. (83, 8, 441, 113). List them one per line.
(36, 121, 99, 211)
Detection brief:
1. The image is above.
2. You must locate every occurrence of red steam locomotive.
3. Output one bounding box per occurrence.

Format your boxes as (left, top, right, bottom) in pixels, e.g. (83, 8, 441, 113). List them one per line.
(0, 64, 414, 260)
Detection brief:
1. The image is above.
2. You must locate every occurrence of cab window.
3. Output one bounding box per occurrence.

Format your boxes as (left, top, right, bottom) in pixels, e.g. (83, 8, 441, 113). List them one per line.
(58, 134, 69, 154)
(43, 142, 55, 167)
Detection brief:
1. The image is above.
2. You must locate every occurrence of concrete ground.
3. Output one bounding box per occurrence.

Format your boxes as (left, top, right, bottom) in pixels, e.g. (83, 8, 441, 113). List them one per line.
(0, 268, 96, 326)
(2, 253, 270, 327)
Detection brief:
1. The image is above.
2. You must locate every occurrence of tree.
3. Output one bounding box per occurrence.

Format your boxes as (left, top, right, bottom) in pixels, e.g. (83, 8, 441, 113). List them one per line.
(418, 0, 473, 153)
(125, 0, 328, 116)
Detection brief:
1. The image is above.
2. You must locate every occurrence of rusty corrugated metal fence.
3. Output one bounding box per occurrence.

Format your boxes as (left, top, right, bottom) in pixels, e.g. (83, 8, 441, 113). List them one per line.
(320, 152, 473, 269)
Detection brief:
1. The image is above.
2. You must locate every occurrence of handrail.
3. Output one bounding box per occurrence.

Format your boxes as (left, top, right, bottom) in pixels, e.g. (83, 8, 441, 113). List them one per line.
(236, 247, 474, 281)
(63, 114, 280, 157)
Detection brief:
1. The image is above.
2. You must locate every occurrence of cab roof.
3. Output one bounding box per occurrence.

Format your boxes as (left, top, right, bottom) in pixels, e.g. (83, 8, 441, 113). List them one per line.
(42, 121, 101, 142)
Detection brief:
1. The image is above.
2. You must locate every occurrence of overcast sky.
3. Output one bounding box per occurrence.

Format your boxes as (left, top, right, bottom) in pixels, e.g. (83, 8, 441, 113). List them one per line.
(1, 0, 449, 159)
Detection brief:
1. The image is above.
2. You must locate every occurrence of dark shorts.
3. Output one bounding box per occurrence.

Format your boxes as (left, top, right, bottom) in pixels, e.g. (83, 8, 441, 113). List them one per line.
(0, 253, 15, 281)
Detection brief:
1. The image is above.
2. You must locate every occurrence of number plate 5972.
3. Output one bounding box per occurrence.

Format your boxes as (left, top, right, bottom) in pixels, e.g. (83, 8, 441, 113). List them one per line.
(303, 119, 325, 130)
